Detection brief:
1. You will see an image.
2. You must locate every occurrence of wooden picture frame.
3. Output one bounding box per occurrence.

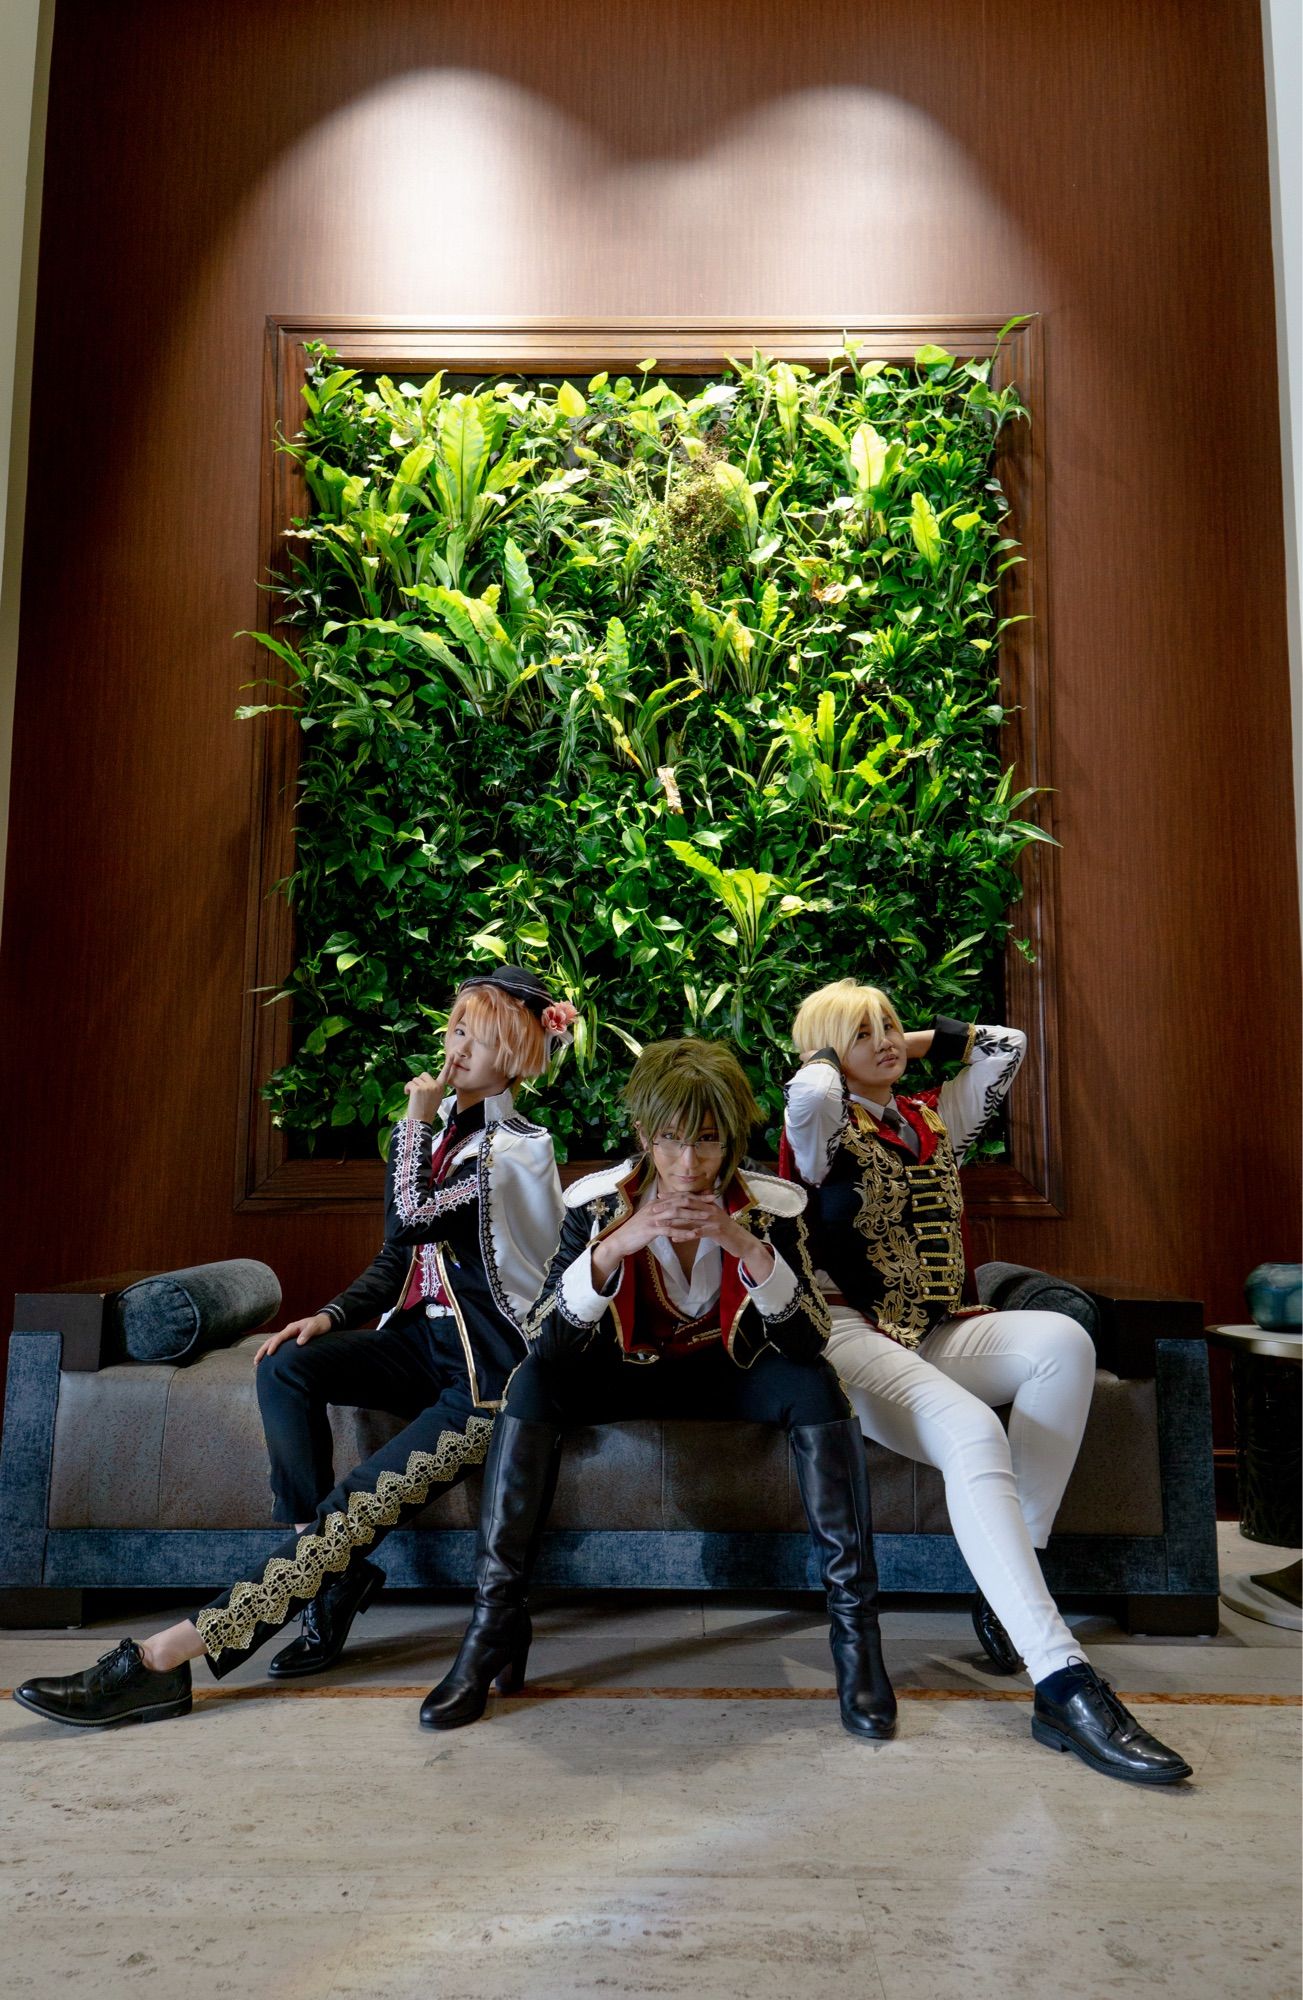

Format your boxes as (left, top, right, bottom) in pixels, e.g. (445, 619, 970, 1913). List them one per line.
(236, 315, 1060, 1217)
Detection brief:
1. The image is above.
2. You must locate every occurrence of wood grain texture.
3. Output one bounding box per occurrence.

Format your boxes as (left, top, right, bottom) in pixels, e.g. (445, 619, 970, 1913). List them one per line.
(0, 2, 1297, 1469)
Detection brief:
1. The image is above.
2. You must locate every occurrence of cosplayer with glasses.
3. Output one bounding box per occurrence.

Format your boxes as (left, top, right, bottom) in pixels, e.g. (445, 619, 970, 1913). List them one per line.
(781, 979, 1191, 1785)
(420, 1037, 897, 1743)
(14, 967, 574, 1732)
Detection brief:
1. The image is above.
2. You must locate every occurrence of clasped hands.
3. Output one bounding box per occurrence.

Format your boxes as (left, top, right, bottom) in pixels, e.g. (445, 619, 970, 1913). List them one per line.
(593, 1190, 775, 1288)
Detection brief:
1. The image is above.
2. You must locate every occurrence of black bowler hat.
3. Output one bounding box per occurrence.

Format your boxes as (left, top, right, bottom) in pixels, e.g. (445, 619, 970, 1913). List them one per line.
(456, 964, 555, 1018)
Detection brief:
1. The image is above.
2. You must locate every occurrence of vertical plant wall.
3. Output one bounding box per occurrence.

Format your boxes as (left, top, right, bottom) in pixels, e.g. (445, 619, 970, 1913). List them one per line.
(241, 335, 1047, 1159)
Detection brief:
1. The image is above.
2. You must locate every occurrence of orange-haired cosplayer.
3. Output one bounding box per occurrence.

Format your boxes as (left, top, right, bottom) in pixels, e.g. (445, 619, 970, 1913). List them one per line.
(14, 968, 574, 1731)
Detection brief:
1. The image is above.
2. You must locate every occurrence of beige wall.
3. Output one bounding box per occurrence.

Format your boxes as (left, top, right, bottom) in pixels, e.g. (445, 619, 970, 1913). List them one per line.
(0, 0, 50, 937)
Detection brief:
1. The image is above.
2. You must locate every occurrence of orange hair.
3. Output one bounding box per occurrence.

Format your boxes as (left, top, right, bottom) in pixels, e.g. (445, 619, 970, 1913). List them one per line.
(446, 984, 548, 1082)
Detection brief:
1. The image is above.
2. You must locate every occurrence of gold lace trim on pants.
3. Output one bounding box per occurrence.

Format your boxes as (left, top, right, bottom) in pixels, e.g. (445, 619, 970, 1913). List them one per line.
(196, 1415, 495, 1661)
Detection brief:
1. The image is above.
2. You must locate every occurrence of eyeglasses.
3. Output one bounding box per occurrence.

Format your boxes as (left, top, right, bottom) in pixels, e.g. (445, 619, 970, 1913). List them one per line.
(652, 1132, 725, 1159)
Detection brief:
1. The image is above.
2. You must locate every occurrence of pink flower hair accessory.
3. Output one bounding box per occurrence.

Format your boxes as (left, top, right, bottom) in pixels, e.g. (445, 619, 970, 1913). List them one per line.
(541, 999, 580, 1057)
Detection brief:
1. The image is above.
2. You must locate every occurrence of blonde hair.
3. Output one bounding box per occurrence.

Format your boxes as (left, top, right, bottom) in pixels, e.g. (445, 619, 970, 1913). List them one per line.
(446, 985, 548, 1083)
(790, 978, 902, 1063)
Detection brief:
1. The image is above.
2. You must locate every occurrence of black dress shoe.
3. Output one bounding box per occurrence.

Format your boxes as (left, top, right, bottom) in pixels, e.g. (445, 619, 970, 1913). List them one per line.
(971, 1589, 1023, 1675)
(13, 1640, 192, 1730)
(1032, 1660, 1192, 1784)
(268, 1558, 384, 1679)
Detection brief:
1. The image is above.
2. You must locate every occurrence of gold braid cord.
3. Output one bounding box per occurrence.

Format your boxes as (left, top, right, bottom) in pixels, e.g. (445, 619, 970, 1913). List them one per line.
(789, 1216, 833, 1342)
(196, 1415, 495, 1661)
(847, 1107, 967, 1348)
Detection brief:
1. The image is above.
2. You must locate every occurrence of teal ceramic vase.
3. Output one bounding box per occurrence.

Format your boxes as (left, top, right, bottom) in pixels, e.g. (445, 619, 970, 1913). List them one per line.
(1244, 1264, 1303, 1332)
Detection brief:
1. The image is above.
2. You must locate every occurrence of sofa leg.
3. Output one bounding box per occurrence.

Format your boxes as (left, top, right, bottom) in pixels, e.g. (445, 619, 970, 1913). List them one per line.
(0, 1588, 85, 1629)
(1121, 1593, 1220, 1637)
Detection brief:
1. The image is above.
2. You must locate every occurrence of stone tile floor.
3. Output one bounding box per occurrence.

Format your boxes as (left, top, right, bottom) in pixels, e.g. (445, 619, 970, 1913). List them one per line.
(2, 1524, 1298, 1999)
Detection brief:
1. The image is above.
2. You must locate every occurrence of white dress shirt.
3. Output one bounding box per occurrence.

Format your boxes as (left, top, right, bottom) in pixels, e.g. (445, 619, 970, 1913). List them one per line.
(559, 1170, 798, 1326)
(783, 1025, 1028, 1189)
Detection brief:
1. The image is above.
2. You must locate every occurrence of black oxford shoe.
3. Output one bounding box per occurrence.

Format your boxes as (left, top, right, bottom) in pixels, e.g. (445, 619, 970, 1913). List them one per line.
(1032, 1660, 1192, 1784)
(13, 1639, 192, 1729)
(971, 1589, 1023, 1675)
(268, 1558, 384, 1679)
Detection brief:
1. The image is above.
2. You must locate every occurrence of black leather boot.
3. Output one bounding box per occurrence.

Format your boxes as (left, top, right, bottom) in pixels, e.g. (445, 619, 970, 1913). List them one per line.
(420, 1415, 562, 1731)
(971, 1588, 1023, 1675)
(13, 1640, 192, 1729)
(1033, 1659, 1192, 1783)
(267, 1558, 385, 1679)
(790, 1418, 897, 1741)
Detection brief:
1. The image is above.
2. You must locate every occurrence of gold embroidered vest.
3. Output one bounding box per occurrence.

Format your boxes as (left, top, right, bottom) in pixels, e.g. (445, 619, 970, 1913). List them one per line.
(814, 1100, 973, 1348)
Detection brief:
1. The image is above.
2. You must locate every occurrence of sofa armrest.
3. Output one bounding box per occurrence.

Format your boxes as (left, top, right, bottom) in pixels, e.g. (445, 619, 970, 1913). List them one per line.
(13, 1275, 157, 1372)
(1063, 1278, 1204, 1378)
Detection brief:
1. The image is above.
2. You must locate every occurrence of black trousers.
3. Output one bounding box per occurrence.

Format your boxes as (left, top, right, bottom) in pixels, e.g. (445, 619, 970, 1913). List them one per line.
(505, 1338, 850, 1429)
(256, 1306, 473, 1523)
(197, 1309, 491, 1679)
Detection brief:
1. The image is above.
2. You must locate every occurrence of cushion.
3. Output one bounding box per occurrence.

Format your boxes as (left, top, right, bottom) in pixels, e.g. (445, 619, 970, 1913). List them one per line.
(975, 1260, 1099, 1341)
(112, 1260, 282, 1364)
(49, 1335, 1161, 1536)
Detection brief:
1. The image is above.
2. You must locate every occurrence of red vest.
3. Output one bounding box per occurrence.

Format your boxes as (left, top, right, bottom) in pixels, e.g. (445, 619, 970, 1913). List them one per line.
(607, 1171, 754, 1363)
(399, 1118, 466, 1312)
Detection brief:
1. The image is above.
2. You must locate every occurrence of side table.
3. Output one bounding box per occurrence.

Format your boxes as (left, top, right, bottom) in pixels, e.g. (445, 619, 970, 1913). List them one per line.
(1206, 1324, 1302, 1630)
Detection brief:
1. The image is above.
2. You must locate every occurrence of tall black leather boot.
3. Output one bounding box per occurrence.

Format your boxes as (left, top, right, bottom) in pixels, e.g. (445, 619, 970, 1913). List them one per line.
(790, 1417, 897, 1741)
(420, 1415, 562, 1731)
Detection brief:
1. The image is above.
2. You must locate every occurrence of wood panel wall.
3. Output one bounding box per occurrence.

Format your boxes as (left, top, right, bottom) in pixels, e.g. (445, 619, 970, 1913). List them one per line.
(1, 0, 1297, 1459)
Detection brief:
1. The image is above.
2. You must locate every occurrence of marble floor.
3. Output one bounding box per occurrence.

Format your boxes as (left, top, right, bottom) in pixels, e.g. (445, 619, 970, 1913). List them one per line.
(2, 1524, 1299, 2000)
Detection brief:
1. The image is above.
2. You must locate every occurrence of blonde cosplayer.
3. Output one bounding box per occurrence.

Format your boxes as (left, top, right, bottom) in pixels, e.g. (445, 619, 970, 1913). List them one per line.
(791, 979, 903, 1065)
(780, 977, 1193, 1784)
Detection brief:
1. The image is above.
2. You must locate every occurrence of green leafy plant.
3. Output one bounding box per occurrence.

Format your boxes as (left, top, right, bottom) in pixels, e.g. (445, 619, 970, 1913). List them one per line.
(240, 333, 1049, 1158)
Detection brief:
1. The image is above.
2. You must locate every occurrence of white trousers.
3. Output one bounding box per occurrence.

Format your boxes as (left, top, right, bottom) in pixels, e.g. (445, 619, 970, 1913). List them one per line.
(826, 1306, 1098, 1683)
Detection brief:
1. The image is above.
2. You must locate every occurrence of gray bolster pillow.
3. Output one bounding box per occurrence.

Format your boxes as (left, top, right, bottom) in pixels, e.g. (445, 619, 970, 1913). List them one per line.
(974, 1261, 1099, 1343)
(112, 1259, 282, 1364)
